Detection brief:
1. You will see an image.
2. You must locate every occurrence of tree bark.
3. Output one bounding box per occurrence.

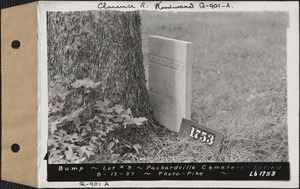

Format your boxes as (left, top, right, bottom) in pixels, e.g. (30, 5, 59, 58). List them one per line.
(47, 10, 153, 120)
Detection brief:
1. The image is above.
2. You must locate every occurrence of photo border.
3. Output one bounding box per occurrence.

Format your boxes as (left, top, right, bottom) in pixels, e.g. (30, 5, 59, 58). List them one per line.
(38, 1, 299, 188)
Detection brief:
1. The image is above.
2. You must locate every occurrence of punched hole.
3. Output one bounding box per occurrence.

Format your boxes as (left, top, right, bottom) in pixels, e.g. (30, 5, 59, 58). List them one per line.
(11, 143, 20, 153)
(11, 40, 21, 49)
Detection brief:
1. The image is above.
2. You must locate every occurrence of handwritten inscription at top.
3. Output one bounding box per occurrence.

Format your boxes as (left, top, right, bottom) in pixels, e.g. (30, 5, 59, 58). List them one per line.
(149, 54, 185, 71)
(97, 2, 232, 10)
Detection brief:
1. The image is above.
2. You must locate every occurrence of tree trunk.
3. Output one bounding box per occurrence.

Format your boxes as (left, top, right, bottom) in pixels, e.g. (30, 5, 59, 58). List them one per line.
(47, 10, 153, 121)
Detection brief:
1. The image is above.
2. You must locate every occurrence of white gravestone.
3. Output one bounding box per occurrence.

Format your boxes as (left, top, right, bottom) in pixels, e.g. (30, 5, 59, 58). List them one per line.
(148, 35, 192, 132)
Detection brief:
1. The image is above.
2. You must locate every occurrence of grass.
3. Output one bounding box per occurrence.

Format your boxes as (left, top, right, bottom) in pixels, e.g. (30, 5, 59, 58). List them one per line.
(134, 11, 288, 162)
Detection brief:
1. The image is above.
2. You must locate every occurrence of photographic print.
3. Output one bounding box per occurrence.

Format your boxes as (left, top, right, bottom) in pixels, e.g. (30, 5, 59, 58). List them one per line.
(37, 1, 299, 188)
(47, 9, 288, 165)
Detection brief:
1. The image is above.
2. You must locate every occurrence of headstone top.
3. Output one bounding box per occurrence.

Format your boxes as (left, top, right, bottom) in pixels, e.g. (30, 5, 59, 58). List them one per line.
(148, 35, 191, 64)
(149, 35, 192, 44)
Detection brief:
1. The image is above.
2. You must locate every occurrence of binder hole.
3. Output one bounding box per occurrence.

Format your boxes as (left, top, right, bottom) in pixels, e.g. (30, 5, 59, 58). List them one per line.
(11, 143, 20, 153)
(11, 40, 21, 49)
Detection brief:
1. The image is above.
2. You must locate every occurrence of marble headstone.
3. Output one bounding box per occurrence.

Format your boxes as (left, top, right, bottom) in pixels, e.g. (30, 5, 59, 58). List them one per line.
(148, 35, 192, 132)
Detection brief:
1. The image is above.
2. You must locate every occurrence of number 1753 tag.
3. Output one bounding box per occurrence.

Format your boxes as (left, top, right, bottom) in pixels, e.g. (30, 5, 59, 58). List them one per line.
(178, 118, 224, 147)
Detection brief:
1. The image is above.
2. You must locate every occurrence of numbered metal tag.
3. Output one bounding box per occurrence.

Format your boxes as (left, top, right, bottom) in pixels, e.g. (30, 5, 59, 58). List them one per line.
(178, 118, 224, 147)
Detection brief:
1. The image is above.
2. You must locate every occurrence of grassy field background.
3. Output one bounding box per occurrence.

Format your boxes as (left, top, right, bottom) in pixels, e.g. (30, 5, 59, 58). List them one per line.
(137, 11, 289, 162)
